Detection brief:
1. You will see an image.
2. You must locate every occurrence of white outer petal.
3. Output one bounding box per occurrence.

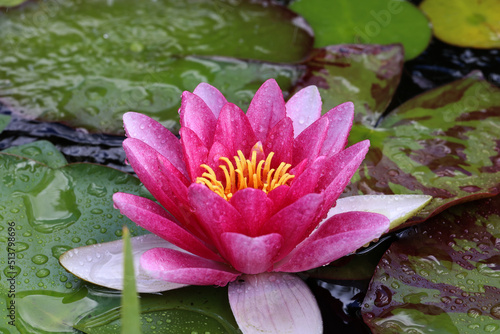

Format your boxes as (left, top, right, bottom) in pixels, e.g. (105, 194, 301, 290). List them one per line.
(327, 194, 432, 230)
(59, 234, 188, 293)
(229, 272, 322, 334)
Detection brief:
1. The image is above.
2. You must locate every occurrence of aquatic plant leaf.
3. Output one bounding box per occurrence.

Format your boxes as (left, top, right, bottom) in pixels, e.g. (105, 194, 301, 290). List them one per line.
(0, 114, 10, 133)
(346, 72, 500, 229)
(75, 286, 238, 334)
(0, 153, 235, 333)
(121, 227, 141, 334)
(2, 140, 67, 168)
(0, 0, 27, 8)
(362, 195, 500, 334)
(0, 0, 311, 134)
(420, 0, 500, 49)
(293, 44, 404, 127)
(289, 0, 431, 60)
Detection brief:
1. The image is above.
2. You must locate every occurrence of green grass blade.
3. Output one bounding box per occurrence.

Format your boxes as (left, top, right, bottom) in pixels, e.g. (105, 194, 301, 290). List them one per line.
(121, 226, 142, 334)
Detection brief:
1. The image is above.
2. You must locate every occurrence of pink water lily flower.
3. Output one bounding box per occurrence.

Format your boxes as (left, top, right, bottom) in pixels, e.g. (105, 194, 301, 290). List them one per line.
(61, 79, 431, 334)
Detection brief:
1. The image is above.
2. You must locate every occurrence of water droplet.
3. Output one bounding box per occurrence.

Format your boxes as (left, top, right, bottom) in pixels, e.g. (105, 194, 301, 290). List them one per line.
(91, 208, 103, 214)
(485, 323, 499, 332)
(14, 242, 29, 252)
(87, 183, 108, 197)
(60, 276, 68, 282)
(31, 254, 48, 265)
(374, 285, 392, 307)
(36, 269, 50, 278)
(86, 238, 97, 245)
(51, 245, 71, 259)
(491, 303, 500, 319)
(72, 237, 81, 243)
(467, 308, 482, 318)
(4, 265, 21, 278)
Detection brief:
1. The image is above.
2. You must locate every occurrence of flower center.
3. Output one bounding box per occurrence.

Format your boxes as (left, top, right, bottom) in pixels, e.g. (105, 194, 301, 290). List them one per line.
(196, 149, 294, 200)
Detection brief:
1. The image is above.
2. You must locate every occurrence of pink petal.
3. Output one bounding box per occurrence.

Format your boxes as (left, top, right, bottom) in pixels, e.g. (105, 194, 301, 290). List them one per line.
(179, 91, 217, 148)
(206, 141, 232, 181)
(221, 232, 282, 274)
(319, 102, 354, 157)
(141, 248, 239, 286)
(193, 82, 228, 118)
(259, 193, 323, 260)
(229, 188, 274, 237)
(286, 156, 326, 204)
(59, 234, 187, 293)
(264, 117, 293, 168)
(123, 138, 184, 220)
(180, 127, 209, 181)
(113, 193, 222, 262)
(246, 79, 286, 142)
(285, 86, 322, 137)
(292, 116, 328, 166)
(229, 273, 322, 334)
(275, 211, 389, 272)
(212, 103, 257, 158)
(188, 183, 246, 248)
(289, 158, 308, 179)
(266, 185, 290, 213)
(317, 140, 370, 217)
(123, 112, 188, 179)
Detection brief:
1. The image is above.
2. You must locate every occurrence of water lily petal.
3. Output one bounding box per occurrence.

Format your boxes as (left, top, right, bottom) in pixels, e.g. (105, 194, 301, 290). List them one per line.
(221, 233, 282, 274)
(179, 91, 217, 148)
(247, 79, 286, 142)
(213, 102, 257, 158)
(260, 193, 323, 260)
(229, 188, 274, 237)
(113, 193, 221, 261)
(266, 185, 290, 212)
(318, 140, 370, 217)
(123, 138, 185, 220)
(193, 82, 228, 118)
(264, 117, 293, 168)
(275, 211, 389, 272)
(123, 112, 188, 179)
(287, 156, 326, 204)
(327, 194, 432, 230)
(286, 85, 322, 137)
(292, 116, 328, 166)
(228, 273, 322, 334)
(180, 127, 209, 181)
(141, 247, 239, 286)
(320, 102, 354, 157)
(59, 234, 187, 293)
(188, 183, 246, 247)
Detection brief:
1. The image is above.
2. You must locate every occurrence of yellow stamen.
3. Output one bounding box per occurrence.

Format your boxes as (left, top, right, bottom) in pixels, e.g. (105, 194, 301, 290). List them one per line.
(195, 149, 295, 200)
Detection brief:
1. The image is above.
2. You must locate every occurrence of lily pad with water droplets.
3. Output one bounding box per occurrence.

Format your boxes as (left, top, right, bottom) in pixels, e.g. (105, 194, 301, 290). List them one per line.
(289, 0, 432, 60)
(362, 195, 500, 334)
(2, 140, 67, 168)
(344, 71, 500, 229)
(0, 0, 311, 134)
(0, 0, 27, 7)
(0, 151, 236, 333)
(420, 0, 500, 49)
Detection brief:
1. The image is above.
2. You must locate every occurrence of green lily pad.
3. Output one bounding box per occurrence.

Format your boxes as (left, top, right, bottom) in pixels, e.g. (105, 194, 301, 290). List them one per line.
(420, 0, 500, 48)
(0, 0, 27, 8)
(345, 71, 500, 229)
(362, 195, 500, 333)
(295, 44, 404, 126)
(289, 0, 432, 60)
(0, 114, 10, 133)
(0, 0, 311, 134)
(2, 140, 67, 168)
(0, 151, 236, 333)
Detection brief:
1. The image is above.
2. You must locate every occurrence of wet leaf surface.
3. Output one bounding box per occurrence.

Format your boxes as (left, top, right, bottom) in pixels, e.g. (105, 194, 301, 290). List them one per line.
(0, 0, 310, 134)
(0, 148, 236, 333)
(294, 44, 404, 127)
(0, 114, 10, 133)
(0, 0, 27, 7)
(346, 72, 500, 228)
(289, 0, 432, 60)
(420, 0, 500, 49)
(362, 195, 500, 334)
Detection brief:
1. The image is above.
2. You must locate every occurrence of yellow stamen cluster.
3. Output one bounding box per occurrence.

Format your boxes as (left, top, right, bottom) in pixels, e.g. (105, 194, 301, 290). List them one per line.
(196, 150, 294, 200)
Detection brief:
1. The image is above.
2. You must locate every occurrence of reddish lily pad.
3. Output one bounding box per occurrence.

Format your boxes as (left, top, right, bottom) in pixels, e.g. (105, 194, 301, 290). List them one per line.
(289, 0, 432, 60)
(362, 195, 500, 333)
(294, 44, 404, 126)
(420, 0, 500, 49)
(345, 71, 500, 229)
(0, 0, 311, 134)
